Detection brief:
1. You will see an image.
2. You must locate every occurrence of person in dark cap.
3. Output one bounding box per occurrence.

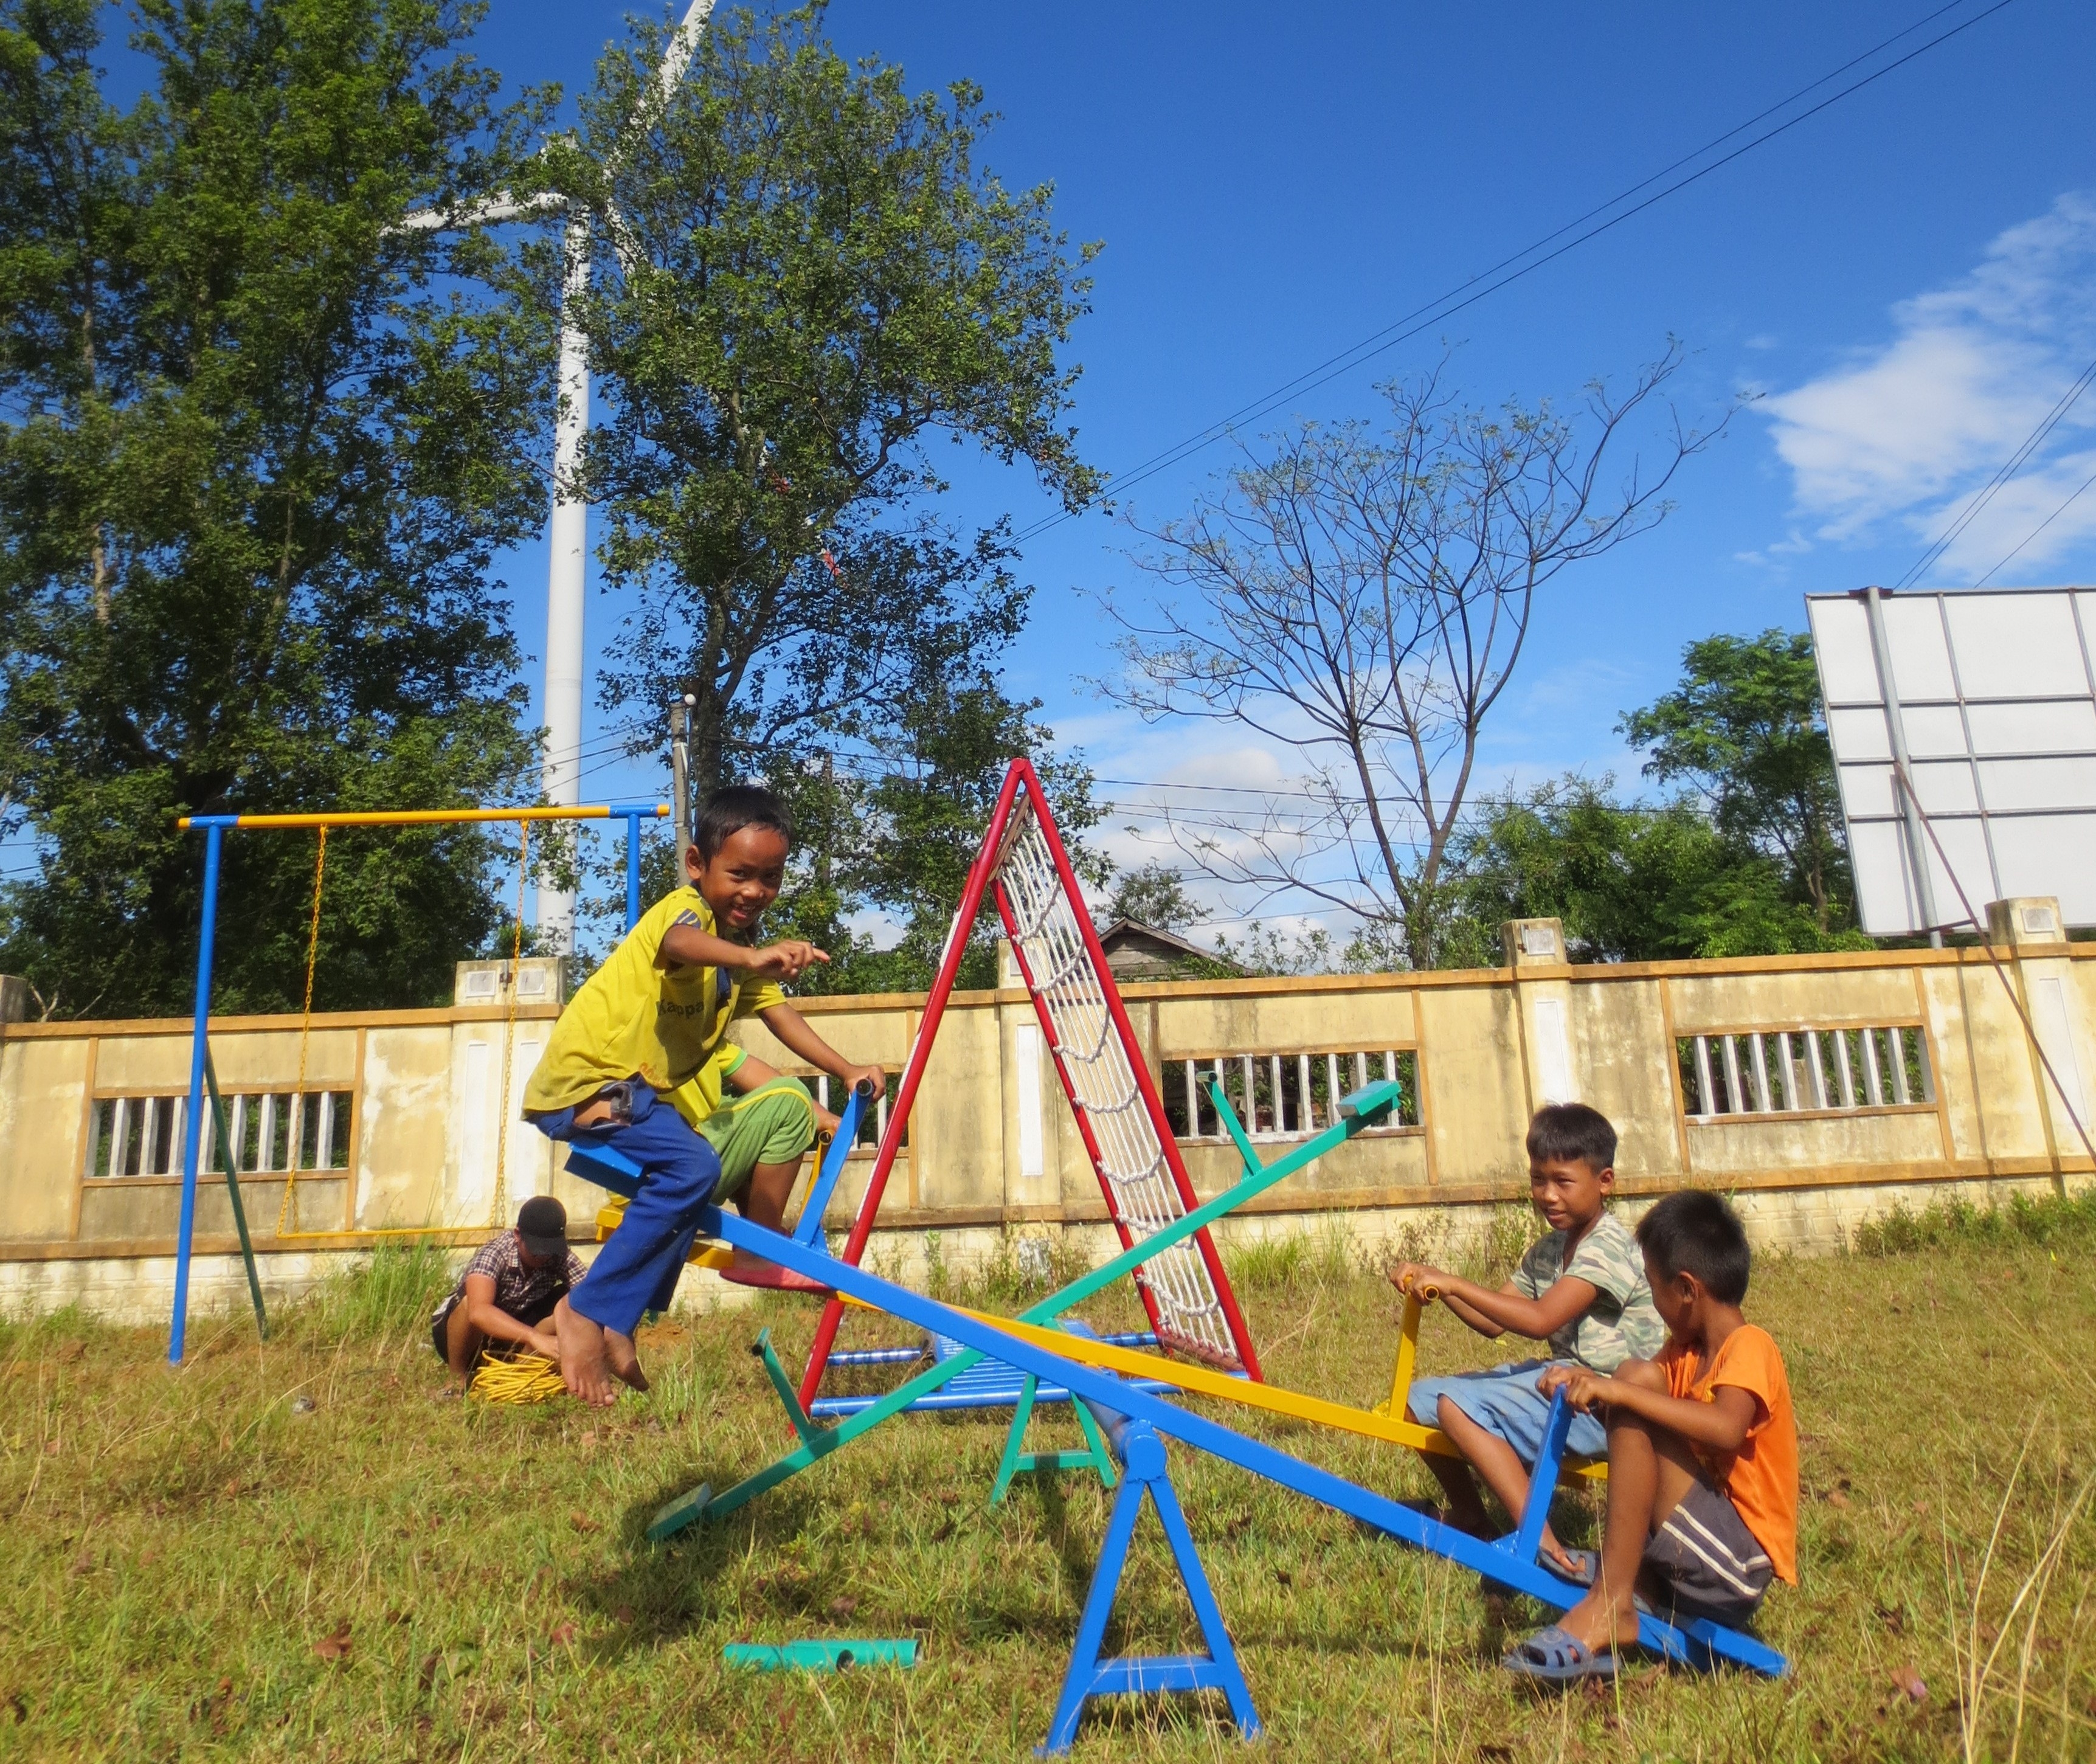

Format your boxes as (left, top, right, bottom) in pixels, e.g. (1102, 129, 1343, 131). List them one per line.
(431, 1195, 588, 1387)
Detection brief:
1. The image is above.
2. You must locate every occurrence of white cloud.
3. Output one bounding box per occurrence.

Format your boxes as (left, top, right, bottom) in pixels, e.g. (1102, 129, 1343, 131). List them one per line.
(1762, 192, 2096, 578)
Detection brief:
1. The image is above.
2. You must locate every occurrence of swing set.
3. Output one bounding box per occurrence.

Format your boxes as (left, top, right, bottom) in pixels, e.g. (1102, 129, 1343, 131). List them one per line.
(166, 801, 667, 1363)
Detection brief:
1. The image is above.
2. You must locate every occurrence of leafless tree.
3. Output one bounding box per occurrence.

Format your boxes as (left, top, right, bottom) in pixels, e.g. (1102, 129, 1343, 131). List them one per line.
(1098, 348, 1720, 969)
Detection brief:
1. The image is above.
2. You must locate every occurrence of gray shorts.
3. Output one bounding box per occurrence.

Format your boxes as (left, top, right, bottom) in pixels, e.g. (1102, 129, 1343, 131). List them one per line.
(1645, 1479, 1774, 1627)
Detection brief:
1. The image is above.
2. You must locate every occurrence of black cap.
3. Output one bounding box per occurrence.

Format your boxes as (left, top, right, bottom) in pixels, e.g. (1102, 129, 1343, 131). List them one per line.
(516, 1195, 569, 1257)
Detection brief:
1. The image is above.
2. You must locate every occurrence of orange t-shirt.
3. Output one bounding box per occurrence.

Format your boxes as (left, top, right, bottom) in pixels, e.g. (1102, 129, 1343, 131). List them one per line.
(1659, 1323, 1799, 1584)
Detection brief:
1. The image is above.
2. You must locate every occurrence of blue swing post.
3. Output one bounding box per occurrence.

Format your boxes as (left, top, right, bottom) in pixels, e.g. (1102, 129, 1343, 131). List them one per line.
(610, 801, 657, 932)
(171, 817, 232, 1365)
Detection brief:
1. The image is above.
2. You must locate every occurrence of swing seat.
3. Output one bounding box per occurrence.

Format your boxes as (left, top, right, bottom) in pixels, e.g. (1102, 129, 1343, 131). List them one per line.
(1382, 1294, 1606, 1487)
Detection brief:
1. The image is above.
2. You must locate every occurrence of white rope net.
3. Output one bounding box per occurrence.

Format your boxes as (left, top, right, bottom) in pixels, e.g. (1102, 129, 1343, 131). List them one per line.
(995, 794, 1242, 1369)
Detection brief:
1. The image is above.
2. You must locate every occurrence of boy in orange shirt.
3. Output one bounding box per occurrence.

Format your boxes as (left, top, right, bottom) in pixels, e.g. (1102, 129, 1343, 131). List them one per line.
(1506, 1189, 1799, 1681)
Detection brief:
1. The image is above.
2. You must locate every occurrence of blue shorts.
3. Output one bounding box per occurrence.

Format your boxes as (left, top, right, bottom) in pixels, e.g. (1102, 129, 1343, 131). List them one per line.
(1406, 1360, 1609, 1462)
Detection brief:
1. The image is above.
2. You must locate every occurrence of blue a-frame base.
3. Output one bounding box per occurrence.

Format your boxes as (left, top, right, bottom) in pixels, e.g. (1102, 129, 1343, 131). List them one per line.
(1041, 1418, 1261, 1754)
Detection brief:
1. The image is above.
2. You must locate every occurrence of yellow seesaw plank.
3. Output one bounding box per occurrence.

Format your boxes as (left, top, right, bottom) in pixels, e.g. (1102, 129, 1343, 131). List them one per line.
(840, 1293, 1605, 1480)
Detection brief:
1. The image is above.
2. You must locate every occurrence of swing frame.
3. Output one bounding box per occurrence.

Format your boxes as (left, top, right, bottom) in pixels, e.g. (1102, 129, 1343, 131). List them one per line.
(166, 801, 666, 1363)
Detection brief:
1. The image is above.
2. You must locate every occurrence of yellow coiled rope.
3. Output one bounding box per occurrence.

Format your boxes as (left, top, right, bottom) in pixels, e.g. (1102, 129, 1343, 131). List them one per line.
(469, 1352, 567, 1404)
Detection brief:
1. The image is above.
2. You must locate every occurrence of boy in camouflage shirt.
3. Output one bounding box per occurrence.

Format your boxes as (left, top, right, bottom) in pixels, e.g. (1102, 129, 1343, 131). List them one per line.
(1390, 1102, 1664, 1574)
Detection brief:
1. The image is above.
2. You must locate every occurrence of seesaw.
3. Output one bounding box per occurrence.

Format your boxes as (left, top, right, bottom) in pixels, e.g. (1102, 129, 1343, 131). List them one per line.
(678, 1200, 1787, 1749)
(643, 1077, 1414, 1532)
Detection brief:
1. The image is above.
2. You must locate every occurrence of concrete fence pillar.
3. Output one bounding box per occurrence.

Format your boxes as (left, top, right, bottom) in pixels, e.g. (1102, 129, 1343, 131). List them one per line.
(1985, 896, 2091, 1184)
(1501, 919, 1578, 1113)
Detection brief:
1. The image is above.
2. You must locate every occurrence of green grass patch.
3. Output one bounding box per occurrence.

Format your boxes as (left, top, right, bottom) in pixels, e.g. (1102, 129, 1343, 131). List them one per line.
(1, 1235, 2092, 1759)
(1852, 1186, 2096, 1257)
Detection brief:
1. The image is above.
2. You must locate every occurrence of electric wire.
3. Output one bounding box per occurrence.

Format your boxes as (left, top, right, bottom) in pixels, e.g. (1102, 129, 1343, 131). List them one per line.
(1896, 350, 2096, 588)
(1970, 461, 2096, 589)
(1013, 0, 2020, 543)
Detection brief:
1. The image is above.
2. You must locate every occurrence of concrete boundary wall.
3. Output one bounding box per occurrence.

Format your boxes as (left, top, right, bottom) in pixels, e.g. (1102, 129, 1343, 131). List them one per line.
(2, 908, 2090, 1322)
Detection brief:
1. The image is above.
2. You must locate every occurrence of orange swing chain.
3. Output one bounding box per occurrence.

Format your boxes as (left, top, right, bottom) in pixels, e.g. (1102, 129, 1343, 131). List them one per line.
(489, 820, 529, 1230)
(278, 825, 329, 1238)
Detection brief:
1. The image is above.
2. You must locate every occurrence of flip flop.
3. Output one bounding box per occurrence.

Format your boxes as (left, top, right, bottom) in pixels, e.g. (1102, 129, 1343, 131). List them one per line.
(1546, 1548, 1600, 1586)
(717, 1259, 832, 1293)
(1503, 1623, 1619, 1683)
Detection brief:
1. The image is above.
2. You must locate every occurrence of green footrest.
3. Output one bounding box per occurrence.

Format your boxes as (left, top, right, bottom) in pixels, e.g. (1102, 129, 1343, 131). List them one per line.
(722, 1639, 918, 1672)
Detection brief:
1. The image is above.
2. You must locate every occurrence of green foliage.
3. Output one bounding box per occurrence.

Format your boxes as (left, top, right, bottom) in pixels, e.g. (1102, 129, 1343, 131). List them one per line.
(1222, 1223, 1359, 1292)
(1102, 859, 1198, 933)
(0, 0, 556, 1015)
(548, 2, 1098, 802)
(1423, 627, 1868, 968)
(763, 677, 1103, 995)
(1620, 628, 1855, 934)
(1439, 774, 1871, 966)
(1851, 1188, 2096, 1258)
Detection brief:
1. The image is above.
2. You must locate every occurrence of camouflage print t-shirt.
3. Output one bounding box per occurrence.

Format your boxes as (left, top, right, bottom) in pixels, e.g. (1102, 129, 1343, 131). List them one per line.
(1512, 1210, 1667, 1372)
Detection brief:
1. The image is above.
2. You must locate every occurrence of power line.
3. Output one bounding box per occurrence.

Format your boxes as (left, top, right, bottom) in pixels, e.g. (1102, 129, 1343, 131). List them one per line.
(1014, 0, 2018, 542)
(1898, 351, 2096, 587)
(1970, 458, 2096, 589)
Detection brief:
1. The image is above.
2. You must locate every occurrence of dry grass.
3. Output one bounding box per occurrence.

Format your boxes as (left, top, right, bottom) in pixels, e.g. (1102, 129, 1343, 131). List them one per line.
(3, 1214, 2095, 1761)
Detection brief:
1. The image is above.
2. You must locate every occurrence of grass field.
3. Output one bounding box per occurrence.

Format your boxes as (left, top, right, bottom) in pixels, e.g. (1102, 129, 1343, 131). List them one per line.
(5, 1201, 2095, 1762)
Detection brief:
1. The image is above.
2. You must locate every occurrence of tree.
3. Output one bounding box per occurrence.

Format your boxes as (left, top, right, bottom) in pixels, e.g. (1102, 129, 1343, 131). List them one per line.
(0, 0, 554, 1015)
(1102, 860, 1198, 932)
(544, 2, 1099, 800)
(1442, 773, 1870, 966)
(1099, 351, 1716, 970)
(1618, 629, 1853, 933)
(761, 664, 1104, 995)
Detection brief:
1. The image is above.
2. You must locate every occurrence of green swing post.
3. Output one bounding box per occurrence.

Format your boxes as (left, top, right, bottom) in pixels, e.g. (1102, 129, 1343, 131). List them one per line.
(204, 1048, 268, 1341)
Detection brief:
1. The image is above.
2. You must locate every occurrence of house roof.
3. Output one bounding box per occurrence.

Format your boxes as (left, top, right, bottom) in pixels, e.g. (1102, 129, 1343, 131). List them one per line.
(1095, 918, 1233, 964)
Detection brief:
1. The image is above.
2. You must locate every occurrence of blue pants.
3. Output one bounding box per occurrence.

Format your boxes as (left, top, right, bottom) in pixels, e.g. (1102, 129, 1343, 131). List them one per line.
(1407, 1360, 1610, 1462)
(529, 1085, 721, 1335)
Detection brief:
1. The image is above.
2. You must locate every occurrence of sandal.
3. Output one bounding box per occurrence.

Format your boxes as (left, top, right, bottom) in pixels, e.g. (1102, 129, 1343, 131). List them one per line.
(717, 1259, 832, 1293)
(1503, 1623, 1619, 1683)
(1546, 1547, 1599, 1586)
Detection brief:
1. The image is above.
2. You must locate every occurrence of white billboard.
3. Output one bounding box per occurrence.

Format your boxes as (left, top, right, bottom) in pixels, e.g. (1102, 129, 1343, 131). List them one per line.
(1806, 587, 2096, 936)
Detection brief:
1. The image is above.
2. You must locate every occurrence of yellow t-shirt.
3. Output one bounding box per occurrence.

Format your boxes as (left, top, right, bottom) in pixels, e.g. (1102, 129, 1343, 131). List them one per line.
(522, 888, 785, 1115)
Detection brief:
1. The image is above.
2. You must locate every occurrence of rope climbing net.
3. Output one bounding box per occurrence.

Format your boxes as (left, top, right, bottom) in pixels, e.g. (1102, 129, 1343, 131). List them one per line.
(797, 758, 1258, 1407)
(992, 792, 1239, 1368)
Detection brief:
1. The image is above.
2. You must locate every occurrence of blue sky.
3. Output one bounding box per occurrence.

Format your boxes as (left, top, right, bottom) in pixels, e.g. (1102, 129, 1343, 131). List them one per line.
(42, 0, 2090, 936)
(458, 0, 2096, 934)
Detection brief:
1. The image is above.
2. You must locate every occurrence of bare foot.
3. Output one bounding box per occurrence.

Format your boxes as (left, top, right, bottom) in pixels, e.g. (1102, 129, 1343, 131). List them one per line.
(554, 1297, 617, 1407)
(603, 1328, 650, 1394)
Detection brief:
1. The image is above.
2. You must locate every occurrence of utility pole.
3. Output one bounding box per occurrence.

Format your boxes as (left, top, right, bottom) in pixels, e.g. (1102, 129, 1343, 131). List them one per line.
(818, 750, 834, 891)
(395, 0, 718, 951)
(669, 694, 697, 873)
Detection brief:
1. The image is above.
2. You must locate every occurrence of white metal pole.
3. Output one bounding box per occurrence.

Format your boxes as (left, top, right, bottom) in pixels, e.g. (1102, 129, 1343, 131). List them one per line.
(1861, 585, 1943, 948)
(539, 223, 592, 951)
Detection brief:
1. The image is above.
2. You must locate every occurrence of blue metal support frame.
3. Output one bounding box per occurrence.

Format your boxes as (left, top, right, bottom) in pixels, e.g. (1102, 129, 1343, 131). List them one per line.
(792, 1081, 870, 1248)
(685, 1206, 1790, 1685)
(171, 818, 230, 1364)
(1040, 1418, 1259, 1753)
(170, 801, 666, 1363)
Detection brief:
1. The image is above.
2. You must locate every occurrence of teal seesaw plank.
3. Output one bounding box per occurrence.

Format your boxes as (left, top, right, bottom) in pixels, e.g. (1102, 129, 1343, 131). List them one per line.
(723, 1640, 919, 1672)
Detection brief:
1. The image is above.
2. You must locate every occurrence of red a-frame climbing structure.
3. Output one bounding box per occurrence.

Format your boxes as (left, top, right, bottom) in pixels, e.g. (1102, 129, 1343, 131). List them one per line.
(797, 758, 1262, 1409)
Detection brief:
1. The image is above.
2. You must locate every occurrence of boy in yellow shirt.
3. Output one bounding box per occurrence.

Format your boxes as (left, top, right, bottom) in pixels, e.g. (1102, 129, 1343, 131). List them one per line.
(522, 786, 882, 1406)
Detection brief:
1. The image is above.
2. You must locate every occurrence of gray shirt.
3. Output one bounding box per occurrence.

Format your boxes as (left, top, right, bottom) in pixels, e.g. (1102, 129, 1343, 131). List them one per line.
(1512, 1210, 1667, 1371)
